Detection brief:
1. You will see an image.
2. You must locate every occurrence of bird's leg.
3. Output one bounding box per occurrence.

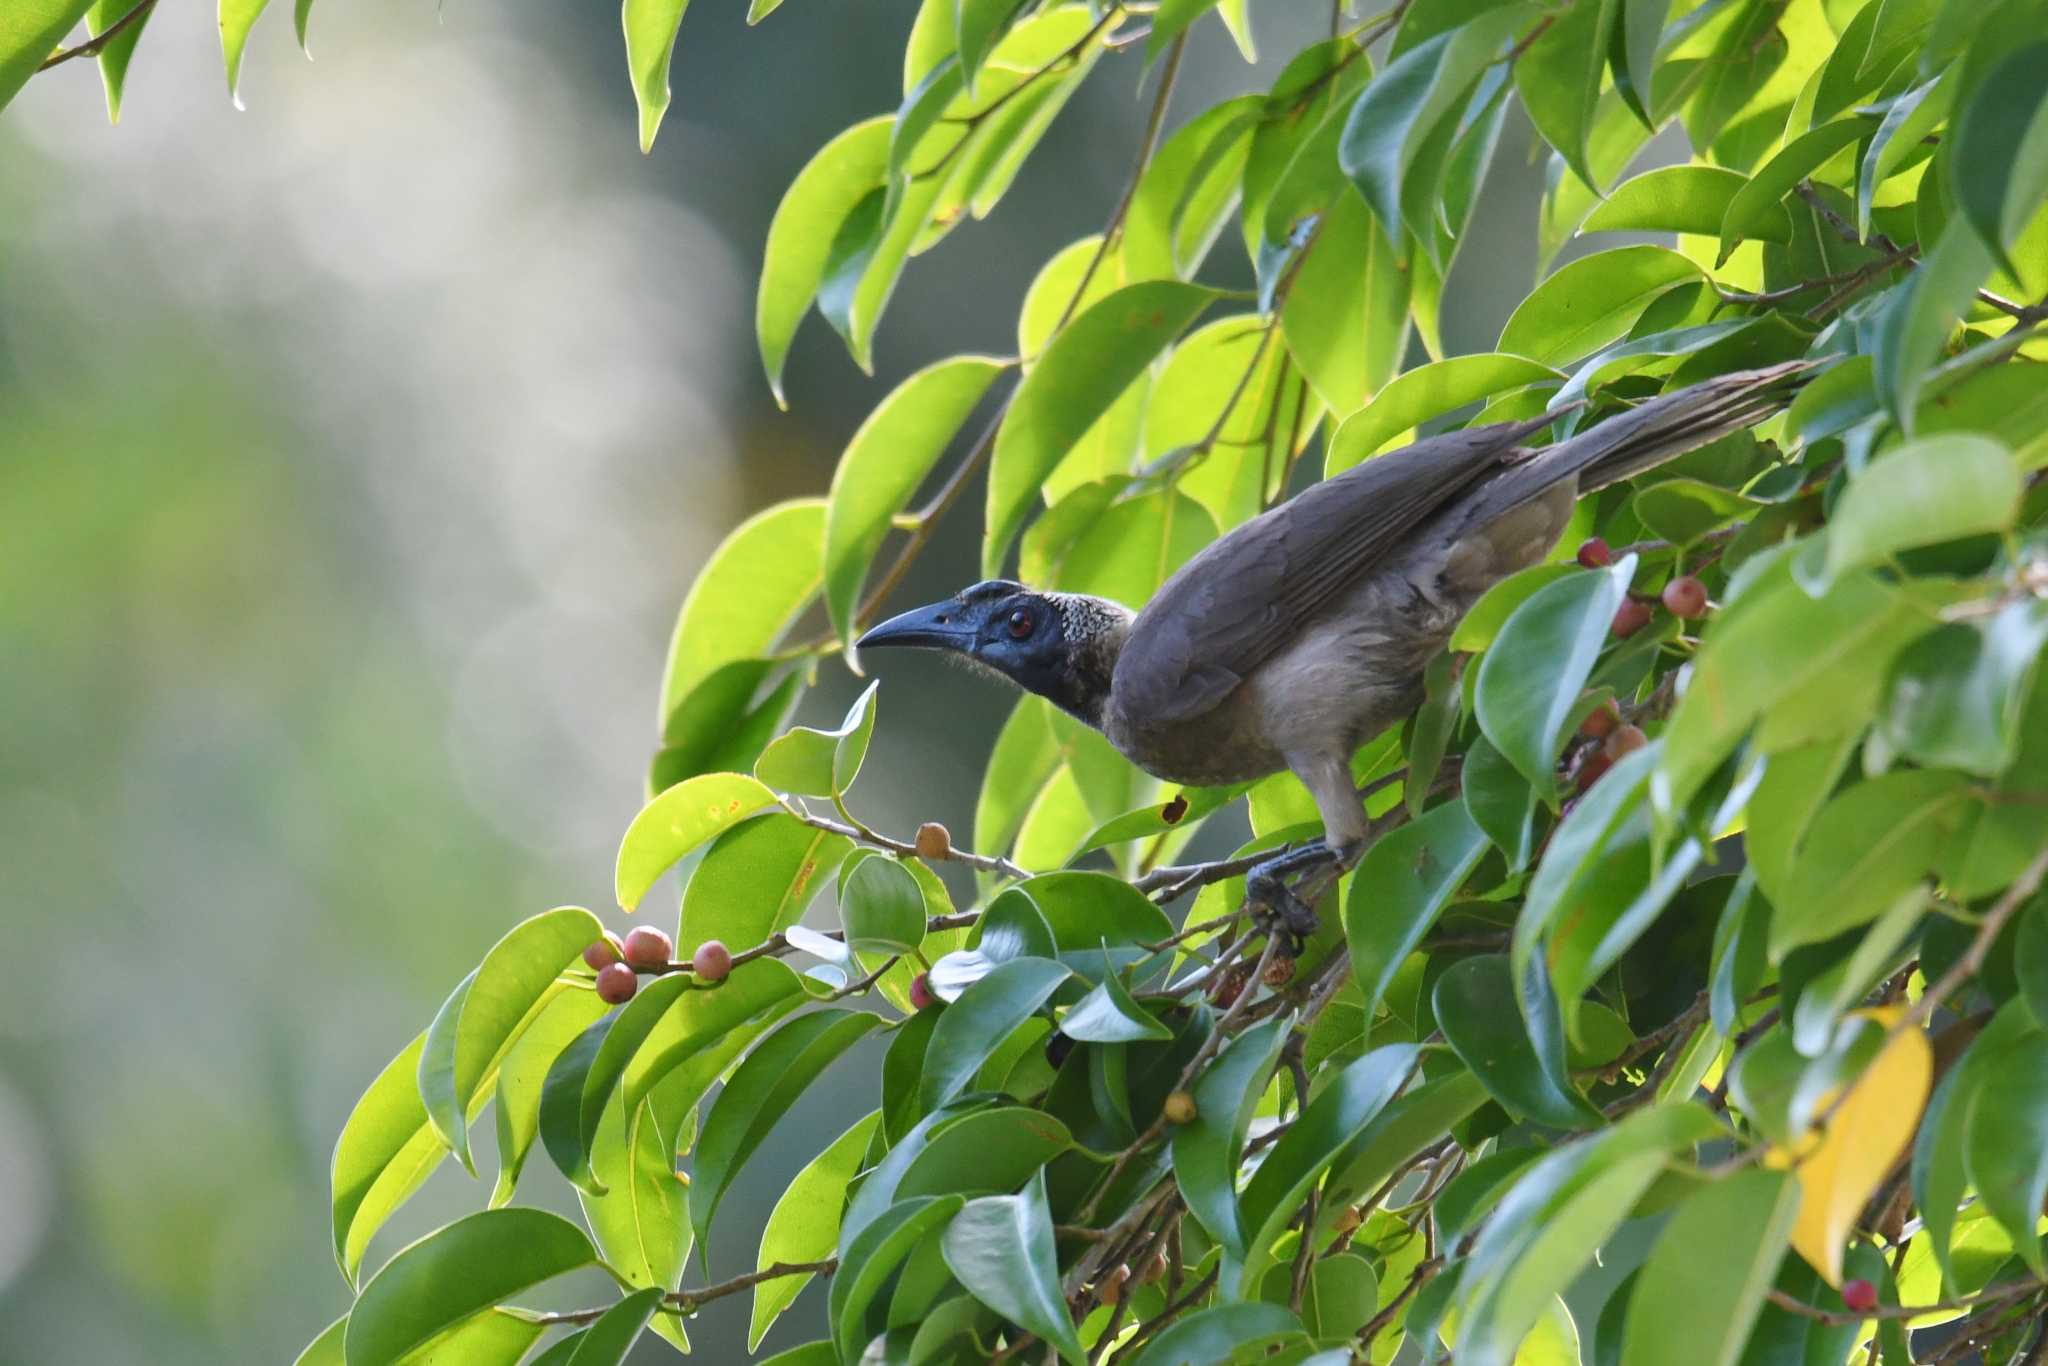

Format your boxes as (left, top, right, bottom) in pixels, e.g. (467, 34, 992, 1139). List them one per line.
(1243, 753, 1374, 953)
(1245, 841, 1338, 953)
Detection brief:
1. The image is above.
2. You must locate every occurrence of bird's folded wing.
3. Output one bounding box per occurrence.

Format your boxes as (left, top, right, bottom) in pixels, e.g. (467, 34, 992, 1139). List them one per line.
(1114, 416, 1557, 725)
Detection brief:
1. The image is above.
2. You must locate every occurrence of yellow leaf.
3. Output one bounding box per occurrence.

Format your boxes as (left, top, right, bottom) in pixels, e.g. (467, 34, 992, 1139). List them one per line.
(1768, 1008, 1932, 1285)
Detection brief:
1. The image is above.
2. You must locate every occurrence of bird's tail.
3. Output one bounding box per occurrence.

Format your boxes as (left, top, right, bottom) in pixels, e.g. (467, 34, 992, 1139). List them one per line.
(1552, 359, 1815, 493)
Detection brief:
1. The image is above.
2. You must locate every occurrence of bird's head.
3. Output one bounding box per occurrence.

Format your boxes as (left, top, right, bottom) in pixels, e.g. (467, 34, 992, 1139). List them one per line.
(856, 579, 1132, 727)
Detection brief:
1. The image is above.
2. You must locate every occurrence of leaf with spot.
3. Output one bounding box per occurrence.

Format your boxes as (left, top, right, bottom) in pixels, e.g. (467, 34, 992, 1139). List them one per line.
(616, 773, 781, 912)
(678, 812, 850, 962)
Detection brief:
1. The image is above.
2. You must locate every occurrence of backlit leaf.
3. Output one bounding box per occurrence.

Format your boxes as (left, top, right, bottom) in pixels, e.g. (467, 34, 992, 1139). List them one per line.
(1498, 247, 1702, 365)
(616, 773, 780, 912)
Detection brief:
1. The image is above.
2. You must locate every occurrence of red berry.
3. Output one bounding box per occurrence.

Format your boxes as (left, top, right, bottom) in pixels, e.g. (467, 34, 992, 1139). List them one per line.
(1841, 1278, 1878, 1313)
(1662, 575, 1709, 619)
(582, 933, 624, 971)
(1611, 598, 1653, 638)
(1573, 749, 1613, 793)
(596, 962, 638, 1005)
(692, 939, 732, 983)
(1604, 724, 1648, 761)
(910, 972, 937, 1010)
(622, 926, 674, 971)
(1576, 537, 1613, 568)
(1578, 700, 1620, 740)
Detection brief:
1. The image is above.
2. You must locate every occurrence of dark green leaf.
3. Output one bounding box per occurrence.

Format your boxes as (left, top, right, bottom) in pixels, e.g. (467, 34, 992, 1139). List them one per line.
(1435, 955, 1601, 1128)
(1914, 999, 2038, 1292)
(1513, 0, 1619, 192)
(941, 1170, 1085, 1364)
(842, 855, 926, 956)
(1962, 1030, 2048, 1278)
(1950, 41, 2048, 269)
(1882, 605, 2048, 777)
(1871, 223, 1995, 430)
(1173, 1014, 1289, 1256)
(1345, 800, 1490, 1013)
(1059, 969, 1170, 1042)
(1620, 1169, 1799, 1366)
(895, 1105, 1073, 1200)
(1773, 769, 1974, 957)
(1450, 564, 1580, 653)
(1462, 732, 1540, 875)
(561, 1287, 663, 1366)
(1127, 1303, 1304, 1366)
(1406, 652, 1461, 819)
(920, 957, 1070, 1112)
(832, 1195, 968, 1361)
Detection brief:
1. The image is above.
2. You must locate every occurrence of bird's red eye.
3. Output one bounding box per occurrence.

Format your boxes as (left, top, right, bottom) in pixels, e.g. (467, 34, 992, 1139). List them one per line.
(1007, 609, 1033, 639)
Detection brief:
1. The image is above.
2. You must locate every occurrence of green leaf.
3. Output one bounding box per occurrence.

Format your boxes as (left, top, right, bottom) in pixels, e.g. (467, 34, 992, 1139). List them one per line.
(832, 1195, 968, 1360)
(1583, 165, 1773, 238)
(1513, 0, 1618, 193)
(1716, 117, 1869, 265)
(1280, 187, 1411, 417)
(1631, 477, 1762, 546)
(955, 0, 1016, 94)
(1146, 0, 1225, 64)
(1173, 1014, 1289, 1256)
(0, 1, 94, 118)
(622, 0, 691, 150)
(1406, 651, 1462, 819)
(1498, 247, 1702, 365)
(690, 1008, 881, 1258)
(1237, 1045, 1418, 1284)
(560, 1287, 664, 1366)
(1773, 769, 1976, 958)
(1859, 75, 1951, 240)
(1822, 434, 2020, 584)
(493, 989, 610, 1206)
(342, 1209, 595, 1366)
(1346, 801, 1490, 1013)
(826, 358, 1006, 652)
(1450, 564, 1580, 653)
(841, 855, 926, 956)
(983, 281, 1217, 574)
(1871, 222, 1995, 431)
(1882, 605, 2048, 777)
(417, 907, 600, 1176)
(1324, 354, 1563, 475)
(754, 682, 880, 798)
(750, 1110, 880, 1349)
(652, 659, 803, 793)
(618, 957, 808, 1121)
(1016, 870, 1175, 953)
(1435, 955, 1600, 1129)
(941, 1170, 1086, 1365)
(1059, 969, 1171, 1042)
(895, 1104, 1074, 1201)
(659, 499, 825, 724)
(679, 813, 850, 962)
(977, 697, 1063, 868)
(1124, 96, 1259, 282)
(1476, 554, 1637, 796)
(1021, 480, 1221, 611)
(1913, 999, 2038, 1292)
(616, 773, 780, 911)
(1338, 7, 1538, 253)
(218, 0, 273, 106)
(1463, 733, 1542, 873)
(1962, 1029, 2048, 1278)
(920, 957, 1071, 1112)
(1126, 1304, 1304, 1366)
(332, 1032, 456, 1286)
(1620, 1169, 1799, 1366)
(86, 0, 152, 121)
(756, 119, 892, 404)
(1951, 41, 2048, 268)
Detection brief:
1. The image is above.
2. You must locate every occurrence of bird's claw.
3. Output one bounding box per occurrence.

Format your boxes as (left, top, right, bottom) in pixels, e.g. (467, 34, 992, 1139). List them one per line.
(1245, 841, 1337, 956)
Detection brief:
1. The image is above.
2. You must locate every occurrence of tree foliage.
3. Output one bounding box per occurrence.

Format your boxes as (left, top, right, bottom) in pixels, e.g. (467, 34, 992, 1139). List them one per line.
(18, 0, 2048, 1363)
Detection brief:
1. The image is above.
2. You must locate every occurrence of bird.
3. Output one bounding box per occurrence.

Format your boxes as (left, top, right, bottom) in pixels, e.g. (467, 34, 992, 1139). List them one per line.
(856, 363, 1808, 937)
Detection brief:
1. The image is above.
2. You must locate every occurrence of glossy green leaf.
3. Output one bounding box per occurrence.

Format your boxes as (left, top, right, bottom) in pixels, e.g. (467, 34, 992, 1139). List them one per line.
(1476, 554, 1637, 795)
(750, 1110, 879, 1349)
(1631, 477, 1762, 546)
(332, 1031, 450, 1285)
(1280, 187, 1411, 417)
(219, 0, 273, 106)
(493, 985, 610, 1206)
(0, 1, 94, 118)
(1951, 41, 2048, 268)
(941, 1170, 1085, 1364)
(1912, 999, 2038, 1292)
(690, 1008, 880, 1258)
(1346, 800, 1490, 1013)
(1124, 96, 1259, 282)
(294, 1316, 347, 1366)
(1859, 75, 1950, 240)
(1513, 0, 1618, 193)
(983, 281, 1217, 574)
(560, 1287, 664, 1366)
(1435, 955, 1600, 1129)
(826, 358, 1005, 651)
(623, 0, 690, 150)
(1237, 1046, 1417, 1285)
(1717, 118, 1868, 264)
(894, 1105, 1073, 1200)
(1962, 1030, 2048, 1278)
(832, 1195, 968, 1361)
(659, 499, 825, 722)
(1871, 222, 1995, 430)
(1882, 605, 2048, 777)
(616, 773, 780, 911)
(754, 682, 879, 798)
(618, 957, 807, 1121)
(1583, 165, 1772, 238)
(1773, 769, 1974, 957)
(1127, 1303, 1304, 1366)
(1822, 434, 2019, 584)
(652, 659, 803, 793)
(1325, 353, 1563, 474)
(1173, 1013, 1289, 1255)
(1620, 1169, 1799, 1366)
(841, 855, 926, 956)
(1463, 734, 1541, 873)
(342, 1209, 595, 1366)
(920, 956, 1070, 1112)
(1450, 564, 1580, 653)
(1498, 247, 1701, 365)
(1059, 969, 1170, 1042)
(1017, 870, 1175, 952)
(756, 119, 893, 404)
(679, 813, 850, 962)
(418, 907, 600, 1176)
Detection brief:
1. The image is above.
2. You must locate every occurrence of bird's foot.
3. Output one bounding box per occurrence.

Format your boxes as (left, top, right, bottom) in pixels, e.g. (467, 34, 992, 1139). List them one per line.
(1245, 841, 1339, 956)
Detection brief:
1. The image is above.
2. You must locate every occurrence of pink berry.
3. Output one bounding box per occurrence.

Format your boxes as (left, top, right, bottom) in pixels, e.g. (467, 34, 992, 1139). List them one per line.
(621, 926, 673, 971)
(1612, 598, 1653, 638)
(1841, 1278, 1878, 1313)
(582, 933, 624, 971)
(1604, 724, 1648, 760)
(910, 973, 937, 1010)
(1662, 575, 1709, 619)
(596, 962, 638, 1005)
(692, 939, 732, 983)
(1576, 538, 1612, 569)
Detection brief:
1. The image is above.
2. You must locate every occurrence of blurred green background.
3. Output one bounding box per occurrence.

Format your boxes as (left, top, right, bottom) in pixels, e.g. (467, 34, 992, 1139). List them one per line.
(0, 3, 1612, 1358)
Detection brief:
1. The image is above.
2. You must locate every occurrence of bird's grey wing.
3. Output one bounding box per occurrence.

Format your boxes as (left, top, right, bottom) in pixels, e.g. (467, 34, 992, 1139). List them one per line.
(1115, 416, 1557, 725)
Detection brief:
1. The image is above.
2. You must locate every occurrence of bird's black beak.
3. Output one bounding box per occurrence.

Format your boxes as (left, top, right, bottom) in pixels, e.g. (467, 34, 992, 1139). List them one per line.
(855, 600, 976, 655)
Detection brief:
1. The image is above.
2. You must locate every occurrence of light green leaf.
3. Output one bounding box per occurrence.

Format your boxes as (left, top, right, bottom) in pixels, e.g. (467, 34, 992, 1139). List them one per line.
(1326, 353, 1563, 475)
(623, 0, 691, 150)
(1476, 554, 1637, 796)
(219, 0, 273, 106)
(1620, 1169, 1799, 1366)
(1716, 118, 1868, 265)
(1346, 800, 1490, 1013)
(342, 1209, 595, 1366)
(1822, 434, 2019, 584)
(1513, 0, 1618, 193)
(1127, 1304, 1304, 1366)
(331, 1031, 443, 1285)
(659, 499, 825, 726)
(689, 1008, 881, 1257)
(616, 773, 780, 911)
(1584, 165, 1776, 238)
(1124, 96, 1258, 282)
(941, 1170, 1086, 1364)
(679, 812, 850, 962)
(493, 988, 609, 1206)
(750, 1110, 880, 1349)
(920, 956, 1070, 1112)
(1280, 187, 1411, 417)
(754, 681, 880, 798)
(1451, 564, 1580, 653)
(87, 0, 152, 121)
(560, 1287, 664, 1366)
(756, 119, 892, 404)
(1499, 247, 1702, 365)
(1950, 40, 2048, 267)
(0, 1, 94, 118)
(984, 281, 1217, 574)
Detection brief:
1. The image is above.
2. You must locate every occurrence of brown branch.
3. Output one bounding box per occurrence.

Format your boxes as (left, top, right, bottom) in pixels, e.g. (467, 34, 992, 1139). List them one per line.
(1761, 1277, 2042, 1327)
(36, 0, 154, 71)
(530, 1259, 837, 1326)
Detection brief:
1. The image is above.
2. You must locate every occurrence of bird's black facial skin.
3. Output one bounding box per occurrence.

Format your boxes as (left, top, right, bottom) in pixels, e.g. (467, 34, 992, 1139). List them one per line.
(857, 580, 1097, 721)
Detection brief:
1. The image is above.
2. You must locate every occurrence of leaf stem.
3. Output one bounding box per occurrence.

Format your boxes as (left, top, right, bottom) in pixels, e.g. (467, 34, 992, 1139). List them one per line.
(36, 0, 155, 72)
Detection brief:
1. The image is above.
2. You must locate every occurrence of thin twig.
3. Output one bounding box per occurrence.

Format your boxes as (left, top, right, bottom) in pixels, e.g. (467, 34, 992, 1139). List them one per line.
(1761, 1277, 2042, 1327)
(37, 0, 155, 71)
(529, 1259, 837, 1326)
